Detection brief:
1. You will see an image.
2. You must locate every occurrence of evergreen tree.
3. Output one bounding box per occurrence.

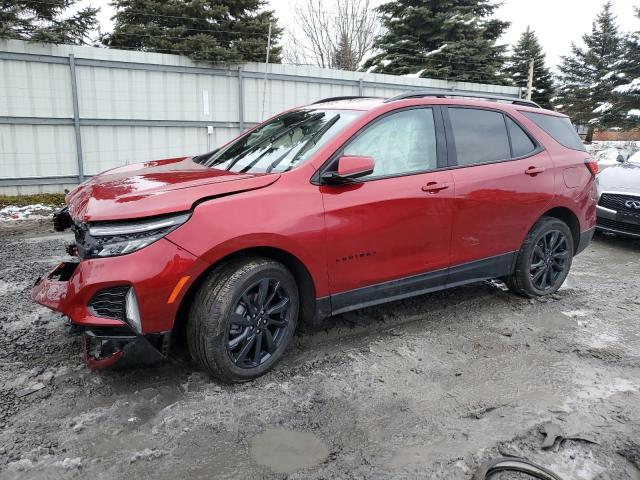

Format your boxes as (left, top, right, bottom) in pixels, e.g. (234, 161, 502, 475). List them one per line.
(505, 27, 554, 109)
(362, 0, 510, 84)
(554, 1, 625, 135)
(332, 31, 358, 70)
(611, 7, 640, 127)
(103, 0, 282, 63)
(0, 0, 98, 45)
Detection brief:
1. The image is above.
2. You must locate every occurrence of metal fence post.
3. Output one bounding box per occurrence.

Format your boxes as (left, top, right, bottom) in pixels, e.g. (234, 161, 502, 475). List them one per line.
(358, 78, 363, 96)
(68, 54, 85, 182)
(238, 66, 245, 132)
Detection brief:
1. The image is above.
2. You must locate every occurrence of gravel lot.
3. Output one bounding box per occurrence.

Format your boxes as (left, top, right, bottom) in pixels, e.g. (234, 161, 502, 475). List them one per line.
(1, 222, 639, 479)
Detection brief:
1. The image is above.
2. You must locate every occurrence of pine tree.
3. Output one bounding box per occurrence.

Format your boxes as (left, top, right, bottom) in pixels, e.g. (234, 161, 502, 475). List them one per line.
(103, 0, 282, 63)
(362, 0, 510, 84)
(505, 27, 554, 109)
(611, 7, 640, 128)
(332, 31, 357, 70)
(554, 1, 625, 136)
(0, 0, 98, 45)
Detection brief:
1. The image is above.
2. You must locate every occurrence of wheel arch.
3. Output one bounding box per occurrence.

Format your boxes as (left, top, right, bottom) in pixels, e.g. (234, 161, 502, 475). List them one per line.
(538, 206, 580, 253)
(173, 246, 319, 339)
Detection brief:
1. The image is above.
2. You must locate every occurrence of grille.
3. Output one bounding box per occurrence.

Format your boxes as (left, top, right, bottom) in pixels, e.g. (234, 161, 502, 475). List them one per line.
(597, 217, 640, 235)
(88, 287, 129, 320)
(598, 193, 640, 212)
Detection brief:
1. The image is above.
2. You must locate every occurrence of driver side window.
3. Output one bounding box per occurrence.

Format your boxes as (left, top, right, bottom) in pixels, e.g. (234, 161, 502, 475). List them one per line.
(343, 108, 438, 179)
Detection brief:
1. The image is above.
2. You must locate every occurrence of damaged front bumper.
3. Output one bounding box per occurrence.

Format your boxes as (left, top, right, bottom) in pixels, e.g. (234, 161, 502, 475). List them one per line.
(31, 236, 207, 370)
(34, 262, 171, 368)
(80, 327, 170, 370)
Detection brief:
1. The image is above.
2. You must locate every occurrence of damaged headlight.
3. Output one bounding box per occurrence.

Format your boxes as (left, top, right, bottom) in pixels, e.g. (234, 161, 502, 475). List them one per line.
(77, 212, 190, 258)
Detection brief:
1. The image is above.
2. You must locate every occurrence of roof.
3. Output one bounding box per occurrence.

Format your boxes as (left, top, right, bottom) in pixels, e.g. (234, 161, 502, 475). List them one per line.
(309, 93, 564, 116)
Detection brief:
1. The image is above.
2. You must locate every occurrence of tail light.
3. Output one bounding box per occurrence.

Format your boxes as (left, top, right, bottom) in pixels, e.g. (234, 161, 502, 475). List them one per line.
(585, 157, 598, 177)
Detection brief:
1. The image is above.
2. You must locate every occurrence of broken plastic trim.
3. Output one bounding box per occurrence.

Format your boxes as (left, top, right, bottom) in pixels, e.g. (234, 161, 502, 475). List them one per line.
(81, 328, 171, 370)
(473, 456, 563, 480)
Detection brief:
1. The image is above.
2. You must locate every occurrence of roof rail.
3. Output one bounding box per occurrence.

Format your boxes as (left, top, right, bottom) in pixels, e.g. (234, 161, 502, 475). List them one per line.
(383, 90, 541, 108)
(311, 96, 381, 105)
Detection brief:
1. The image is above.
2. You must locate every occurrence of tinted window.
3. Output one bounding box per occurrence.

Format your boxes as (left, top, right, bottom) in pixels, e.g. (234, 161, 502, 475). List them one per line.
(343, 108, 437, 178)
(194, 109, 361, 173)
(506, 116, 536, 157)
(449, 108, 510, 165)
(521, 111, 586, 151)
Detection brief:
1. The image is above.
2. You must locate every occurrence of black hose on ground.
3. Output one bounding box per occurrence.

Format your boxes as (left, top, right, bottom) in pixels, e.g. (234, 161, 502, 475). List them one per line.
(473, 456, 564, 480)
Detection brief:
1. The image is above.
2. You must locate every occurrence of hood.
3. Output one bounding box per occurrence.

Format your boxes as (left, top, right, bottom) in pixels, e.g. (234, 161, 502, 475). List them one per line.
(66, 157, 280, 222)
(597, 162, 640, 193)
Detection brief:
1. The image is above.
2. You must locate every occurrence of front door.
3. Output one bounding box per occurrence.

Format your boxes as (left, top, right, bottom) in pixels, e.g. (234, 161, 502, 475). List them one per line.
(319, 107, 454, 312)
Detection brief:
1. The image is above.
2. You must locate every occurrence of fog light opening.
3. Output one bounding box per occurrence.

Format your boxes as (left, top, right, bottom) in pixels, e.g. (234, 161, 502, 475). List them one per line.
(125, 287, 142, 333)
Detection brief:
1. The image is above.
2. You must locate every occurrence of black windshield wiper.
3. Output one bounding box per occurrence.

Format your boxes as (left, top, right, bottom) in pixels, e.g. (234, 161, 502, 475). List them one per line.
(227, 112, 326, 172)
(268, 114, 341, 173)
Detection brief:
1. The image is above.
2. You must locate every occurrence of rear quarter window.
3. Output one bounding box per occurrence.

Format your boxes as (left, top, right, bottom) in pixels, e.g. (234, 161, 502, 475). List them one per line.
(521, 111, 586, 152)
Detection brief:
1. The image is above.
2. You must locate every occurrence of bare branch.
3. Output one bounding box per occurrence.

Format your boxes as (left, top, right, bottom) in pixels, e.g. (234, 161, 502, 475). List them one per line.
(284, 0, 379, 70)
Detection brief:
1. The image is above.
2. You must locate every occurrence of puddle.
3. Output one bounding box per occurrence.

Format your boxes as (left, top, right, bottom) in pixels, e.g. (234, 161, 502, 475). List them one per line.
(250, 428, 329, 474)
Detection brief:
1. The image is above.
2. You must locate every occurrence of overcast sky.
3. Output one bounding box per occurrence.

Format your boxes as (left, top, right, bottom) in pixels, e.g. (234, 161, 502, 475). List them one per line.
(86, 0, 639, 69)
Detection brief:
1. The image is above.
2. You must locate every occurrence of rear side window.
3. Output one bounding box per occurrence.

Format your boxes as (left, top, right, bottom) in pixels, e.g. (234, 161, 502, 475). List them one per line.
(448, 108, 510, 165)
(521, 111, 586, 152)
(506, 116, 536, 157)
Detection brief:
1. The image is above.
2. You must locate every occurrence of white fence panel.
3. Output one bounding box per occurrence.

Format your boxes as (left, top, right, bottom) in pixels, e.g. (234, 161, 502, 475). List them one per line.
(0, 39, 521, 195)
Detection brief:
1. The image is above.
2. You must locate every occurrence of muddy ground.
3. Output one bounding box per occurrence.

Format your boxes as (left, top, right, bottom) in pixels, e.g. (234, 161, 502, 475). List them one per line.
(0, 221, 639, 480)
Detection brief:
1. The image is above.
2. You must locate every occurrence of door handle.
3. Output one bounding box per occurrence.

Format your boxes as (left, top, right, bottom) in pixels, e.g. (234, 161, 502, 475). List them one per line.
(525, 166, 545, 176)
(422, 181, 449, 193)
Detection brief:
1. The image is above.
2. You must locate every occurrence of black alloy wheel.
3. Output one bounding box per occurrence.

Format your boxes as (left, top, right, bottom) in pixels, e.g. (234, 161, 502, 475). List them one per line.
(529, 230, 570, 291)
(504, 216, 574, 297)
(227, 278, 292, 368)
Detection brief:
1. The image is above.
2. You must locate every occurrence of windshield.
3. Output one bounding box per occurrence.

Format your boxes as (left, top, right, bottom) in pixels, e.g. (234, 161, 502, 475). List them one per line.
(193, 109, 361, 174)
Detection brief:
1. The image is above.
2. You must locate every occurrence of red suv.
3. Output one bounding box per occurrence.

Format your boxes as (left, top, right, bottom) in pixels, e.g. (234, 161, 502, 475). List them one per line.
(32, 92, 597, 382)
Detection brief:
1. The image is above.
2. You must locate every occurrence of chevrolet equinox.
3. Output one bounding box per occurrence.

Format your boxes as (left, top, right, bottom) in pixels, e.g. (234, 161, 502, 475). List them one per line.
(32, 92, 597, 383)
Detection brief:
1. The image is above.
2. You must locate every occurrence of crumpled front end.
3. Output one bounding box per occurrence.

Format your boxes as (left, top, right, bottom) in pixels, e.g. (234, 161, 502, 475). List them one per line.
(32, 212, 208, 369)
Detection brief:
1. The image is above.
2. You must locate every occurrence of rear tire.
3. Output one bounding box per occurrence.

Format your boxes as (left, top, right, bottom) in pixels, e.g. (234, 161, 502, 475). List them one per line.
(187, 258, 299, 383)
(505, 217, 574, 297)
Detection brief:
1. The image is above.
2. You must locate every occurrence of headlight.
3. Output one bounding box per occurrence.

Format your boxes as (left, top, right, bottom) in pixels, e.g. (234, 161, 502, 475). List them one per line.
(78, 212, 190, 258)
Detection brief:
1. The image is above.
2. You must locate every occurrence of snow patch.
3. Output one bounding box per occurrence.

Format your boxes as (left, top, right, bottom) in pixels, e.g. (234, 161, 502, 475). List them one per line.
(562, 310, 591, 318)
(593, 102, 613, 114)
(53, 457, 82, 469)
(426, 44, 447, 56)
(403, 69, 425, 78)
(613, 78, 640, 94)
(586, 141, 640, 169)
(129, 448, 166, 463)
(0, 204, 57, 221)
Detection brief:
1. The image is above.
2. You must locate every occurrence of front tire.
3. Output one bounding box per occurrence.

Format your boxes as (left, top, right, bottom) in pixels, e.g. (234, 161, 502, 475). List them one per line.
(506, 217, 574, 297)
(187, 258, 299, 383)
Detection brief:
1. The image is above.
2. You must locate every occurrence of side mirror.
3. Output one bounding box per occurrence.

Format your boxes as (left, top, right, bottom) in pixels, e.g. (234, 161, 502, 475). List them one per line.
(616, 154, 626, 163)
(321, 155, 375, 184)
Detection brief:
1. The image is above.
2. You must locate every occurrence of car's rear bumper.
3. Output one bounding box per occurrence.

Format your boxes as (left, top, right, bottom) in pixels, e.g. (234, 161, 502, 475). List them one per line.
(31, 238, 208, 368)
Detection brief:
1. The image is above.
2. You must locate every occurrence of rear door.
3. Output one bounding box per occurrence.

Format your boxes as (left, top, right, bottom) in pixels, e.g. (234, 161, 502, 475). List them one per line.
(319, 107, 454, 311)
(444, 106, 555, 282)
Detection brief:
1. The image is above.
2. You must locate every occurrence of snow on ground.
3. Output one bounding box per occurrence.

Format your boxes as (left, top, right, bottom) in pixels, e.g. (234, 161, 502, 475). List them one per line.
(0, 204, 57, 222)
(586, 140, 640, 169)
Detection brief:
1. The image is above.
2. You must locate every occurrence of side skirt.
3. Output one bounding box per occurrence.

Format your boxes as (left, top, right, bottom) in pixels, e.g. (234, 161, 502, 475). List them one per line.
(320, 252, 516, 317)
